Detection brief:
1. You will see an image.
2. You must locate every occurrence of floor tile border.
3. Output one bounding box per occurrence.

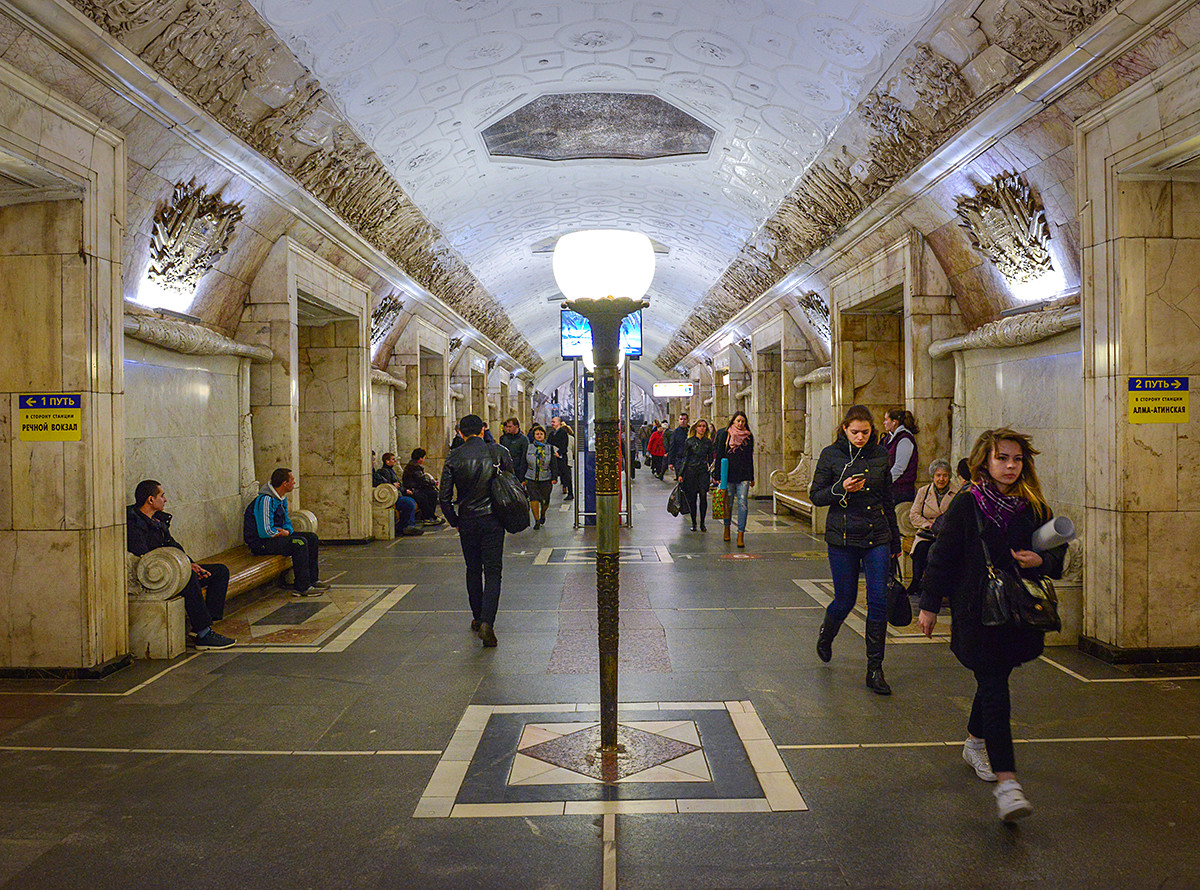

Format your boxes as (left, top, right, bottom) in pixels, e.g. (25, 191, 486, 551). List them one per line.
(413, 700, 807, 818)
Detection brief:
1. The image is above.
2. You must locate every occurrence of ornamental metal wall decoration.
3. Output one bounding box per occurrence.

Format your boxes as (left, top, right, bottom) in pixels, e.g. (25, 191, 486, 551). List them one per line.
(148, 179, 245, 290)
(370, 292, 405, 349)
(955, 172, 1053, 285)
(798, 291, 832, 343)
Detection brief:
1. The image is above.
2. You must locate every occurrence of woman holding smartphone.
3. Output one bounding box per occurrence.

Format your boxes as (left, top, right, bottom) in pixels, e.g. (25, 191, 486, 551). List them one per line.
(810, 405, 901, 694)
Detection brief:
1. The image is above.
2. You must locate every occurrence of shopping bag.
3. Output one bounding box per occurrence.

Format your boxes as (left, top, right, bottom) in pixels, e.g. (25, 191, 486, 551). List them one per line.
(667, 483, 682, 517)
(711, 487, 728, 522)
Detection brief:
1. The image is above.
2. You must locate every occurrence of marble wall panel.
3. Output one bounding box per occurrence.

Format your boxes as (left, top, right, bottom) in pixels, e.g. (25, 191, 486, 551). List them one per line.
(0, 254, 62, 392)
(1144, 238, 1200, 375)
(1121, 421, 1177, 513)
(6, 529, 84, 668)
(1119, 511, 1149, 648)
(1146, 511, 1200, 646)
(370, 385, 394, 456)
(1171, 181, 1200, 238)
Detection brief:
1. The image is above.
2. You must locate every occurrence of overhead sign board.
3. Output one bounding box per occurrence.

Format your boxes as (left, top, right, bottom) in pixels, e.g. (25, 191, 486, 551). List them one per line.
(19, 393, 82, 441)
(653, 381, 694, 398)
(1128, 377, 1188, 424)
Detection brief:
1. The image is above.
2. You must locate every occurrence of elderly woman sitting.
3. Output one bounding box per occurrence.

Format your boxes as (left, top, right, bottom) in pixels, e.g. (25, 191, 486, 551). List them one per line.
(908, 459, 962, 594)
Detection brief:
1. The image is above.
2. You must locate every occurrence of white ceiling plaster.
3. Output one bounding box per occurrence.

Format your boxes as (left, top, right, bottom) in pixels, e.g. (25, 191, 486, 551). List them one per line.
(246, 0, 943, 368)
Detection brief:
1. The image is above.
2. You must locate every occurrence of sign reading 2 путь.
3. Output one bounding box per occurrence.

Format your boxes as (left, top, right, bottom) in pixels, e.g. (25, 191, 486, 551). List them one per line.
(1127, 378, 1189, 424)
(18, 393, 83, 441)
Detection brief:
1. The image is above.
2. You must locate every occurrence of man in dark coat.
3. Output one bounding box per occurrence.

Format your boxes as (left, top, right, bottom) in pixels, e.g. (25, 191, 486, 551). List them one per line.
(665, 412, 690, 476)
(440, 414, 513, 648)
(549, 415, 573, 500)
(499, 417, 529, 482)
(127, 479, 235, 649)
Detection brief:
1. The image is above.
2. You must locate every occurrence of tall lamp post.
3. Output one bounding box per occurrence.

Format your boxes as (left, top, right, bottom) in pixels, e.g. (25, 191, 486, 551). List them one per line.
(553, 231, 654, 753)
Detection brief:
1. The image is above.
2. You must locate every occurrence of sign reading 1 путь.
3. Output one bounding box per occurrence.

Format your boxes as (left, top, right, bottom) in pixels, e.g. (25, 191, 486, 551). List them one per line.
(1128, 378, 1189, 424)
(18, 393, 83, 441)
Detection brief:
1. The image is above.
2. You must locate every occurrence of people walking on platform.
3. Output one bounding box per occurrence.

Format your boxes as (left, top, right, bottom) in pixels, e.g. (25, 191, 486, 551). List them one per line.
(549, 416, 574, 501)
(677, 419, 716, 532)
(713, 410, 755, 548)
(525, 424, 555, 530)
(665, 412, 690, 477)
(810, 405, 901, 695)
(440, 414, 511, 647)
(918, 429, 1067, 822)
(499, 417, 529, 484)
(647, 422, 666, 479)
(884, 408, 920, 540)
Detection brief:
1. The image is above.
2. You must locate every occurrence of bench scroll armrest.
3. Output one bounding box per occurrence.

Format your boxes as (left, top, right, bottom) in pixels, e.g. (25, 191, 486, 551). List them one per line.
(127, 547, 192, 601)
(292, 509, 319, 535)
(372, 483, 399, 509)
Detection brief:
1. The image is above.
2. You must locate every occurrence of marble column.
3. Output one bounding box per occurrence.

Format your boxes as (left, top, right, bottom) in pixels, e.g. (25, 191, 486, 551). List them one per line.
(753, 348, 783, 487)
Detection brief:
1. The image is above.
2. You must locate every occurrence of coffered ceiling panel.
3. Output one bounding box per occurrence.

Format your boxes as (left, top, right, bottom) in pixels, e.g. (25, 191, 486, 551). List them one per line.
(247, 0, 944, 368)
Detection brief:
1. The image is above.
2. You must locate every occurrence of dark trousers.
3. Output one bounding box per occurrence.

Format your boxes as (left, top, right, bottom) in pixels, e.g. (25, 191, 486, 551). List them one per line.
(182, 563, 230, 633)
(556, 457, 573, 497)
(826, 542, 890, 624)
(683, 487, 708, 523)
(457, 515, 504, 626)
(251, 531, 320, 591)
(651, 455, 665, 478)
(969, 667, 1017, 773)
(411, 487, 438, 521)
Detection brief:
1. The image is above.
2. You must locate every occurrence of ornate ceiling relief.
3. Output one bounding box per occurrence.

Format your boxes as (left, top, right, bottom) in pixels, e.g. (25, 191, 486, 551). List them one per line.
(956, 173, 1053, 285)
(148, 179, 244, 291)
(370, 292, 405, 351)
(655, 0, 1117, 371)
(69, 0, 540, 371)
(798, 292, 831, 344)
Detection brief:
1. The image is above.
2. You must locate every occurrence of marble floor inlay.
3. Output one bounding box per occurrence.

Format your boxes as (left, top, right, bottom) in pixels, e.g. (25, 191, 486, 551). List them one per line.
(414, 701, 806, 818)
(517, 722, 703, 783)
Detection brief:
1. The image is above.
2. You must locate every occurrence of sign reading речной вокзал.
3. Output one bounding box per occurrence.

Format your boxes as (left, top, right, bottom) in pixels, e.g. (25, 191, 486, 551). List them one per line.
(18, 393, 82, 441)
(1128, 377, 1189, 424)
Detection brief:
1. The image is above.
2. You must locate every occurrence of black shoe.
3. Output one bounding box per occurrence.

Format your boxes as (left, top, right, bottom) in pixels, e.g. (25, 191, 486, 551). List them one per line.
(691, 522, 697, 531)
(401, 525, 424, 536)
(563, 494, 574, 501)
(479, 622, 498, 647)
(700, 521, 706, 531)
(471, 619, 481, 633)
(308, 580, 331, 590)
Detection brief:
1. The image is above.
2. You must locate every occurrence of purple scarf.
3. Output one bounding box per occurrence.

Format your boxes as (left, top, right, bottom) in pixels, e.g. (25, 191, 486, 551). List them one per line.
(971, 479, 1027, 532)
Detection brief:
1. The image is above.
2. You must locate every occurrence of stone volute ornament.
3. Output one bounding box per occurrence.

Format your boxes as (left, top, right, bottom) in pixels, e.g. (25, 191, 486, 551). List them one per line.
(148, 179, 244, 291)
(798, 291, 831, 344)
(956, 172, 1053, 285)
(370, 292, 405, 350)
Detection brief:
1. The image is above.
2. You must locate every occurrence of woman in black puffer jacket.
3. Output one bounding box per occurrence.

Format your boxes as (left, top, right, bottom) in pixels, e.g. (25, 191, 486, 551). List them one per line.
(809, 405, 901, 694)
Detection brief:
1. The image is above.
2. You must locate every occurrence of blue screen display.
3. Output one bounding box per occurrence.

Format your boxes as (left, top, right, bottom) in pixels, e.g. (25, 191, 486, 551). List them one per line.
(560, 309, 642, 359)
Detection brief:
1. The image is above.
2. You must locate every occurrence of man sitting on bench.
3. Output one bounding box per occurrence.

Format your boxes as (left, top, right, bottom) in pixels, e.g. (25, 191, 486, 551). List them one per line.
(244, 467, 331, 596)
(127, 479, 236, 650)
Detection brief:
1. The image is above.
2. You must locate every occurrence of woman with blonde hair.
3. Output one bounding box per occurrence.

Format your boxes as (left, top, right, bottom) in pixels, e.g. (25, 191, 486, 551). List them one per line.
(918, 428, 1067, 822)
(677, 419, 716, 532)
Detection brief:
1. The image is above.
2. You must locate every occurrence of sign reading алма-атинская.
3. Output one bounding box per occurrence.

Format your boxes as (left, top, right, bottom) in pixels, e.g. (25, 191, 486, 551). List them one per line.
(18, 393, 82, 441)
(1128, 377, 1189, 424)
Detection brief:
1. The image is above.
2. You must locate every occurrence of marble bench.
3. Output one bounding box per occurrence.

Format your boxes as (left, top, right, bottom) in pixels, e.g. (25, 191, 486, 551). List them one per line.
(770, 459, 826, 533)
(128, 509, 318, 659)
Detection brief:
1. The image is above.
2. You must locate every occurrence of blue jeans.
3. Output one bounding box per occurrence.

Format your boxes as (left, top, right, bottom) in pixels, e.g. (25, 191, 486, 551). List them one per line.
(724, 480, 751, 533)
(395, 495, 418, 531)
(826, 542, 890, 623)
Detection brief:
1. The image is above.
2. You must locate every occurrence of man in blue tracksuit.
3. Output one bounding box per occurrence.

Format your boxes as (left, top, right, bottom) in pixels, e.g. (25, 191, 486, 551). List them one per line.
(243, 467, 329, 596)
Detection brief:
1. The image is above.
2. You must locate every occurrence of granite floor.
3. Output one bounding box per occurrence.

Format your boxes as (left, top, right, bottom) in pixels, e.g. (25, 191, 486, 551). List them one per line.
(1, 474, 1198, 889)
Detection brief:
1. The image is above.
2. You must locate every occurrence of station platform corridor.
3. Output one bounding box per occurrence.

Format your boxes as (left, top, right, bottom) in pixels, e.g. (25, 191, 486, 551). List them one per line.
(1, 475, 1197, 889)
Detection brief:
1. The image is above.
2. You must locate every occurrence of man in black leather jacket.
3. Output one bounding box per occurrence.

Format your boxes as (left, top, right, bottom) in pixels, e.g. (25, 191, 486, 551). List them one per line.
(440, 414, 512, 648)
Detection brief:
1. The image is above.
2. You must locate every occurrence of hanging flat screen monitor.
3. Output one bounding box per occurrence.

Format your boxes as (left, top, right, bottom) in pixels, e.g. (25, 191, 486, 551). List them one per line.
(560, 309, 642, 359)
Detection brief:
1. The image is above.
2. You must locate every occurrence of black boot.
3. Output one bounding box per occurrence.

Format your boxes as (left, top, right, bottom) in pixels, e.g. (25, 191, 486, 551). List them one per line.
(816, 614, 843, 663)
(865, 619, 892, 695)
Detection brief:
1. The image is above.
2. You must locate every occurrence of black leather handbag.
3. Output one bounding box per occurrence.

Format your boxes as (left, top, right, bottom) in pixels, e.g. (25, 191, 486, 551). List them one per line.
(975, 507, 1060, 631)
(488, 445, 530, 533)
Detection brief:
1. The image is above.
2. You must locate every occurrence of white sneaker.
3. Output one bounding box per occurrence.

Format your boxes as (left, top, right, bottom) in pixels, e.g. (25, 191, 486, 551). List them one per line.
(962, 741, 997, 782)
(993, 779, 1033, 822)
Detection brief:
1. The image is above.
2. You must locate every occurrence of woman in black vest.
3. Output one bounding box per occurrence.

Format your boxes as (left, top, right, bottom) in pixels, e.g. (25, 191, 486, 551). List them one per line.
(918, 428, 1066, 822)
(810, 405, 901, 695)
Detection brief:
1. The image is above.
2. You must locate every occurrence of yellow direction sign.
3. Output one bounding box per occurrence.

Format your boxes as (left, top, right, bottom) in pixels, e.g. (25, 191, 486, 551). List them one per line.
(18, 393, 82, 441)
(1128, 377, 1188, 424)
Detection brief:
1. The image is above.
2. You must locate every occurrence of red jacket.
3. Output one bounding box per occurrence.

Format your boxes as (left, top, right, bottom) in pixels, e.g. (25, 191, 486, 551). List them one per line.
(647, 429, 666, 457)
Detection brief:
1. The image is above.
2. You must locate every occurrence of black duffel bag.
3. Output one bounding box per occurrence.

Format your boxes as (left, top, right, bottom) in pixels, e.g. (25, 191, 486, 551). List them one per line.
(488, 445, 530, 533)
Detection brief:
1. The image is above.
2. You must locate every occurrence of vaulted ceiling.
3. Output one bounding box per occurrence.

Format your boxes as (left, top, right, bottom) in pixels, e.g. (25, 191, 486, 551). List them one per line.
(245, 0, 945, 375)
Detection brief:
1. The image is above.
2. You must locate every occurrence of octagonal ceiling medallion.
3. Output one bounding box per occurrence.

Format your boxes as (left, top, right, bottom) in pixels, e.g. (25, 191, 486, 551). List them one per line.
(481, 93, 716, 162)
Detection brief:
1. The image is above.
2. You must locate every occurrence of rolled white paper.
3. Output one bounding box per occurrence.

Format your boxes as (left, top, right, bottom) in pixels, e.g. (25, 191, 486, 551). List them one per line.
(1032, 516, 1075, 551)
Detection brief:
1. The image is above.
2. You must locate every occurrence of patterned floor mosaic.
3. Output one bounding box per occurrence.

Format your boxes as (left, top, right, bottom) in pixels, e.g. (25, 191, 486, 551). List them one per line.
(414, 701, 806, 818)
(212, 583, 413, 652)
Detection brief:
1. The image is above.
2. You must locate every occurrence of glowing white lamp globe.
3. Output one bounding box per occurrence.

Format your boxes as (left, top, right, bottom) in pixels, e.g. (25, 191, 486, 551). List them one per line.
(553, 230, 655, 300)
